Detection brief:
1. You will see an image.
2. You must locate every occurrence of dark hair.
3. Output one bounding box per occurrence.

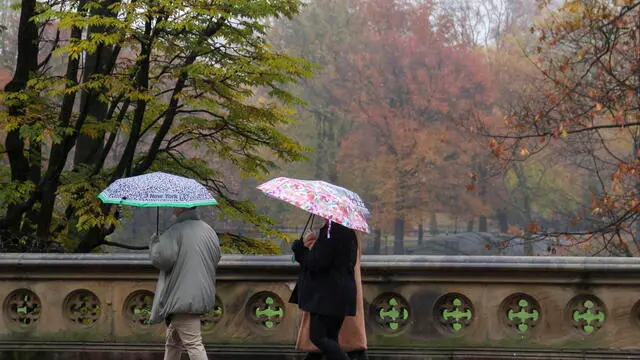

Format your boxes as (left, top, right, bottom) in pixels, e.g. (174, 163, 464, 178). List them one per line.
(329, 221, 358, 251)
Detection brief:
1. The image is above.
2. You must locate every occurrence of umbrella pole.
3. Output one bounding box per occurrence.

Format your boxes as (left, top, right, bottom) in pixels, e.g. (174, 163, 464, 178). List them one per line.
(156, 208, 159, 234)
(299, 214, 314, 241)
(291, 214, 314, 264)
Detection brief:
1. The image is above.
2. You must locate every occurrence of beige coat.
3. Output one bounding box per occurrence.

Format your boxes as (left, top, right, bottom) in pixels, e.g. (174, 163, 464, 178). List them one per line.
(295, 238, 367, 352)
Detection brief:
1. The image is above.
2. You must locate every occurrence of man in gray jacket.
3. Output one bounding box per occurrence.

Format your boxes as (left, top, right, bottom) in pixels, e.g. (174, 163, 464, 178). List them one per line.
(149, 207, 221, 360)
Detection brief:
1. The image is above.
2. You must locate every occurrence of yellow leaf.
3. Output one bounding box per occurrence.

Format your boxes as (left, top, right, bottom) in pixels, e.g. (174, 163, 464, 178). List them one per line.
(560, 125, 568, 137)
(520, 148, 530, 156)
(613, 0, 633, 6)
(595, 103, 603, 111)
(577, 49, 586, 60)
(562, 0, 582, 13)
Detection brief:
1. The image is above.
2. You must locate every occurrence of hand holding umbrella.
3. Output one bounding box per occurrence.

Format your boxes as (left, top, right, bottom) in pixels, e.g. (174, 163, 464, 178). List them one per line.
(303, 231, 317, 249)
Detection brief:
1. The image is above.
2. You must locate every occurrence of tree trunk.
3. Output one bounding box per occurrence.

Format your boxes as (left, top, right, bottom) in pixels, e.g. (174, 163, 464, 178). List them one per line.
(131, 18, 226, 177)
(33, 0, 88, 239)
(393, 217, 404, 254)
(114, 29, 151, 178)
(634, 132, 639, 242)
(74, 227, 104, 253)
(74, 31, 152, 252)
(393, 165, 405, 255)
(314, 111, 327, 180)
(477, 160, 488, 232)
(76, 18, 226, 253)
(21, 142, 41, 234)
(417, 222, 424, 246)
(2, 0, 40, 231)
(72, 0, 118, 168)
(497, 209, 508, 233)
(64, 0, 120, 247)
(429, 213, 438, 235)
(479, 215, 487, 232)
(466, 219, 475, 232)
(373, 228, 381, 254)
(523, 194, 534, 256)
(514, 163, 534, 256)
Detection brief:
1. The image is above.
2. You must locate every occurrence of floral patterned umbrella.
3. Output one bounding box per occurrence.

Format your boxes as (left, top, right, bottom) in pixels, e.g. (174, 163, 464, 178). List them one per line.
(257, 177, 371, 233)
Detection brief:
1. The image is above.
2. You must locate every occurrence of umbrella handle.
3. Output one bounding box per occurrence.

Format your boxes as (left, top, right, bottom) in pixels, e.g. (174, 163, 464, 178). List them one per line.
(298, 214, 315, 242)
(292, 214, 315, 263)
(115, 197, 127, 221)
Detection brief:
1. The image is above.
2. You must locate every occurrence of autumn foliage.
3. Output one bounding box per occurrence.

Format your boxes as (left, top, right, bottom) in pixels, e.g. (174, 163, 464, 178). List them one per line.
(313, 0, 494, 251)
(264, 0, 640, 256)
(471, 0, 640, 254)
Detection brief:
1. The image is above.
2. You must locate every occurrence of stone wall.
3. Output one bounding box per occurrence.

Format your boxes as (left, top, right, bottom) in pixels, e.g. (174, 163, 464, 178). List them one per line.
(1, 254, 640, 359)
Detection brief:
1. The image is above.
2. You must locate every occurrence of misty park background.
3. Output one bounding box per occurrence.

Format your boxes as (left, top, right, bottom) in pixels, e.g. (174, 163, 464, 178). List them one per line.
(0, 0, 637, 256)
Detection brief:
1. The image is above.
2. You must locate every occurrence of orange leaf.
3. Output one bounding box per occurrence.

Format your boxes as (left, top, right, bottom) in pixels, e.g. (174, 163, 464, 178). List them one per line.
(466, 184, 476, 192)
(614, 109, 624, 123)
(528, 222, 539, 232)
(484, 244, 492, 250)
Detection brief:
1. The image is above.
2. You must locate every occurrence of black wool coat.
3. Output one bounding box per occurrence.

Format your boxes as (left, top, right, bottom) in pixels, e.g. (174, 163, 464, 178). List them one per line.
(289, 222, 358, 318)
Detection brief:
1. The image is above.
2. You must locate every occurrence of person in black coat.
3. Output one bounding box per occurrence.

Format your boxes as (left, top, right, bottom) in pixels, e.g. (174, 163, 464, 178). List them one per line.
(290, 220, 357, 360)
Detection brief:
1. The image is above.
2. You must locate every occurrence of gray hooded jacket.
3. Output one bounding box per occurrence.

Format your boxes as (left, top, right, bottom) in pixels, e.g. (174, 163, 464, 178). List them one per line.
(149, 208, 221, 324)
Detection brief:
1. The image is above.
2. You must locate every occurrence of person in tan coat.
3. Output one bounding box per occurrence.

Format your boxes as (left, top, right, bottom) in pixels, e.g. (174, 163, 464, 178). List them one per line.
(293, 228, 369, 360)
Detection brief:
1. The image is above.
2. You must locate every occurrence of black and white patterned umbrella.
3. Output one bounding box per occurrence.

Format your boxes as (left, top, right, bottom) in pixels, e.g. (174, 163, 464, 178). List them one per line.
(98, 172, 217, 208)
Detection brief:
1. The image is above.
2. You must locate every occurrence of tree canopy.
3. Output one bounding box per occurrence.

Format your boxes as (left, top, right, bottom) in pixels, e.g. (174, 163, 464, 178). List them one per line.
(0, 0, 313, 252)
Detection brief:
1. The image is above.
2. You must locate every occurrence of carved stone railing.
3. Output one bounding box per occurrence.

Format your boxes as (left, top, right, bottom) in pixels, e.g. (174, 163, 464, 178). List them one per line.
(1, 254, 640, 359)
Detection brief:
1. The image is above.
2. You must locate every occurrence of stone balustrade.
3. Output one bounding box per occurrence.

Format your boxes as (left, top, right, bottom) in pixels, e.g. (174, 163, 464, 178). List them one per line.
(1, 254, 640, 359)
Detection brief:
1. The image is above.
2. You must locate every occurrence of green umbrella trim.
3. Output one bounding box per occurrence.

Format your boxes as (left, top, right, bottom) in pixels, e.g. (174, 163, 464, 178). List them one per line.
(98, 193, 218, 207)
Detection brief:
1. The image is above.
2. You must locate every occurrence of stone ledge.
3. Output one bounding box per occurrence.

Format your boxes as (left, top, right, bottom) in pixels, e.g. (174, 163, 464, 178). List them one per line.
(1, 343, 639, 360)
(3, 253, 640, 269)
(2, 254, 640, 284)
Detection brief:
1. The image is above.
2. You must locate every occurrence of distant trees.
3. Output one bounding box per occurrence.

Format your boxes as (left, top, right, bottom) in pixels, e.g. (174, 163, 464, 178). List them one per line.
(329, 0, 494, 253)
(270, 0, 495, 253)
(267, 0, 639, 256)
(472, 0, 640, 254)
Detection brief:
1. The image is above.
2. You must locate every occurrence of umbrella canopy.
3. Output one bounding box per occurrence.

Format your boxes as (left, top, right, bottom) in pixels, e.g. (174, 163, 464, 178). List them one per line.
(257, 177, 370, 233)
(98, 172, 218, 207)
(318, 182, 371, 219)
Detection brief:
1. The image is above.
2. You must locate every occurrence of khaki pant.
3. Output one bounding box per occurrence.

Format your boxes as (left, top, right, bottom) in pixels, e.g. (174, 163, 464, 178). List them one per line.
(164, 314, 208, 360)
